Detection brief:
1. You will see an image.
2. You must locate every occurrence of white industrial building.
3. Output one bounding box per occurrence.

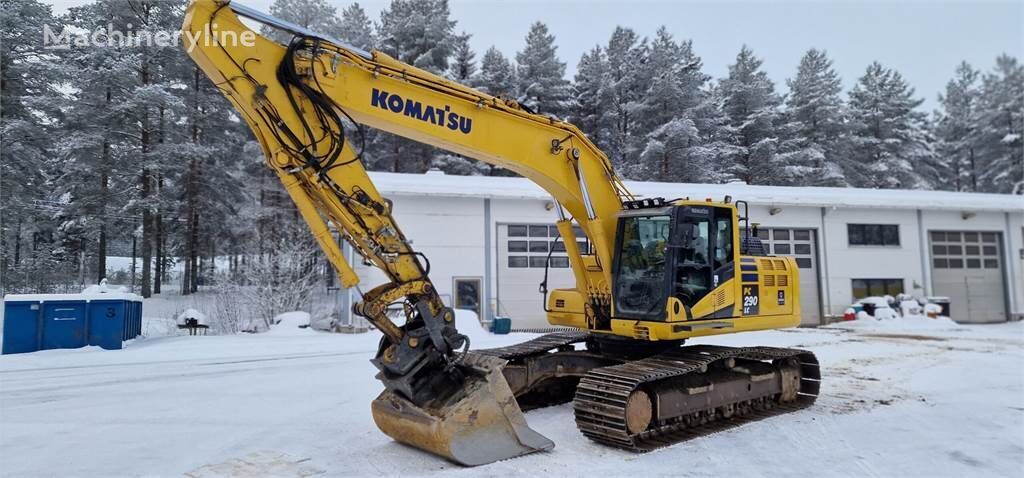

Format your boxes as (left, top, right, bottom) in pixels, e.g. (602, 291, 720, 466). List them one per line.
(343, 170, 1024, 330)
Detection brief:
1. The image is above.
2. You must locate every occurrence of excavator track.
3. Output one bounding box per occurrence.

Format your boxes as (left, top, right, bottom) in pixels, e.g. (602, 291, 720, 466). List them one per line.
(478, 332, 821, 452)
(573, 345, 820, 451)
(475, 330, 590, 359)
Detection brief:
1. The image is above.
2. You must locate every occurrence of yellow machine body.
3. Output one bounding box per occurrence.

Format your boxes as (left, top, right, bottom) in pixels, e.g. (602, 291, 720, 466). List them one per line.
(181, 0, 805, 466)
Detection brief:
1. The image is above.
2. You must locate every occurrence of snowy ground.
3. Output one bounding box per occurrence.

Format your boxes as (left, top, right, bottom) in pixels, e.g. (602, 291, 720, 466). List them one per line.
(1, 317, 1022, 477)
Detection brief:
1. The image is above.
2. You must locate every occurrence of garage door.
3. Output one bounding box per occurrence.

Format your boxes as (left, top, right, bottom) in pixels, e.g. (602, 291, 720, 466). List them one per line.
(930, 231, 1006, 323)
(755, 228, 822, 326)
(497, 223, 585, 330)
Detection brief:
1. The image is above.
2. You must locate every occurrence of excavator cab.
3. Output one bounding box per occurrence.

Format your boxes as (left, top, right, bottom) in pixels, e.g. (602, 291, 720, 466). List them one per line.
(612, 200, 738, 322)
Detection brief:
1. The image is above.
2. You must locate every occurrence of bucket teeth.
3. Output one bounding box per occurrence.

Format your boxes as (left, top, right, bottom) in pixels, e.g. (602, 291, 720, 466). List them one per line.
(371, 352, 553, 466)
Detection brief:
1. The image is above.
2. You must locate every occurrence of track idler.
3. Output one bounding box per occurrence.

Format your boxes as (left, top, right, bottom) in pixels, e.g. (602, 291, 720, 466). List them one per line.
(371, 352, 554, 466)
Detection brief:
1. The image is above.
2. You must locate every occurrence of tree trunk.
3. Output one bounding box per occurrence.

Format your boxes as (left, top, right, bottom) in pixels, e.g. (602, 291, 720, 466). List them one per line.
(13, 220, 22, 266)
(96, 86, 112, 283)
(968, 147, 977, 192)
(130, 229, 137, 293)
(140, 56, 153, 298)
(154, 104, 166, 295)
(190, 212, 200, 293)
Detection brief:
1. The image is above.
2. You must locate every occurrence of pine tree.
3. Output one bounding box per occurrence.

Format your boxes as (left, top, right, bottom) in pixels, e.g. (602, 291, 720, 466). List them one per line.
(571, 46, 614, 151)
(338, 3, 376, 50)
(379, 0, 456, 73)
(603, 27, 649, 173)
(974, 55, 1023, 194)
(264, 0, 343, 43)
(434, 32, 483, 174)
(933, 61, 981, 191)
(847, 62, 935, 189)
(718, 46, 785, 185)
(1, 0, 66, 293)
(780, 49, 848, 186)
(448, 32, 476, 81)
(515, 21, 571, 118)
(476, 46, 516, 98)
(634, 29, 717, 182)
(374, 0, 457, 172)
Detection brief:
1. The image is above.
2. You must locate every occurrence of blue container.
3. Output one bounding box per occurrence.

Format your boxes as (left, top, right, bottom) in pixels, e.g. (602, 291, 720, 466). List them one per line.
(89, 300, 132, 350)
(41, 301, 89, 350)
(2, 294, 143, 354)
(2, 301, 42, 355)
(491, 317, 511, 335)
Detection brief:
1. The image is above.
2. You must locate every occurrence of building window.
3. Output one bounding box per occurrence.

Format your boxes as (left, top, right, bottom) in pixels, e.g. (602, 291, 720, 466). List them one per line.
(550, 257, 570, 268)
(508, 256, 528, 268)
(507, 241, 528, 252)
(529, 256, 548, 268)
(529, 241, 548, 253)
(528, 225, 549, 237)
(508, 225, 528, 237)
(851, 278, 904, 299)
(848, 224, 900, 246)
(931, 230, 1001, 271)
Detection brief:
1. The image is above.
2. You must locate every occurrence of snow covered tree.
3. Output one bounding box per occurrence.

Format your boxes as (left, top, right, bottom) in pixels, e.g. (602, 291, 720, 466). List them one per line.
(717, 46, 786, 185)
(264, 0, 343, 43)
(372, 0, 457, 173)
(378, 0, 455, 73)
(631, 29, 724, 183)
(448, 32, 476, 81)
(933, 62, 981, 191)
(780, 49, 849, 186)
(571, 46, 614, 151)
(974, 55, 1023, 194)
(1, 0, 67, 293)
(338, 2, 376, 50)
(603, 27, 649, 173)
(476, 46, 516, 98)
(847, 62, 935, 189)
(515, 21, 571, 118)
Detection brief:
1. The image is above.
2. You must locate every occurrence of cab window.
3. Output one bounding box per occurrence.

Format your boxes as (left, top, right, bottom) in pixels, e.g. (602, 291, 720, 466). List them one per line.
(712, 208, 734, 284)
(674, 215, 711, 307)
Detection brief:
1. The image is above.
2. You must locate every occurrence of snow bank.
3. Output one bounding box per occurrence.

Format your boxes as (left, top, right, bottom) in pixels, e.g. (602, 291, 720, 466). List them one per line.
(453, 309, 493, 345)
(266, 311, 313, 336)
(824, 314, 961, 332)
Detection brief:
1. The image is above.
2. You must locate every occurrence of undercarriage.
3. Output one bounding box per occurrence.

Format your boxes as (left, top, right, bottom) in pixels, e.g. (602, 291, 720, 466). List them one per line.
(477, 331, 821, 451)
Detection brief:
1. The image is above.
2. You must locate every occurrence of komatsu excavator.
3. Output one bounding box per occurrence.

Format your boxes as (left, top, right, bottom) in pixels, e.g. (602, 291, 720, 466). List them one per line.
(183, 0, 820, 466)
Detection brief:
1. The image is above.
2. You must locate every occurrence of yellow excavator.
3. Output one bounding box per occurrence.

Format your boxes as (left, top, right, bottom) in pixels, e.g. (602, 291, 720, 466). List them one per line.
(183, 0, 819, 466)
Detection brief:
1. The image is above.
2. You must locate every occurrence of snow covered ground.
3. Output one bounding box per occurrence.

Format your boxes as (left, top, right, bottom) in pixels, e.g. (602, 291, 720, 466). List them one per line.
(1, 317, 1022, 477)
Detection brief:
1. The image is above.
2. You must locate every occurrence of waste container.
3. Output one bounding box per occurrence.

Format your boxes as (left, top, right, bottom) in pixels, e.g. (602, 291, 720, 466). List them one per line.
(927, 297, 951, 317)
(490, 317, 511, 335)
(2, 293, 143, 354)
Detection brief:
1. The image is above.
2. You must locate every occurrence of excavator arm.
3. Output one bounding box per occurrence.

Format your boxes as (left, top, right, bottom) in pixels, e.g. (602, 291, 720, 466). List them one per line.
(182, 0, 633, 465)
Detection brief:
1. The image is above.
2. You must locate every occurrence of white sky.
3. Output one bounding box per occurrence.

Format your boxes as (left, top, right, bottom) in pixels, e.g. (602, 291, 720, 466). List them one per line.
(46, 0, 1024, 111)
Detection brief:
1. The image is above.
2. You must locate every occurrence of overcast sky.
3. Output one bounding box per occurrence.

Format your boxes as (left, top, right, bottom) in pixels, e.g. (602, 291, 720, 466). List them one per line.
(46, 0, 1023, 111)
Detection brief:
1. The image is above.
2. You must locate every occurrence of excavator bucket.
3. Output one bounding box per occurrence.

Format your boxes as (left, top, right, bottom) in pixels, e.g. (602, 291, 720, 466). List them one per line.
(370, 352, 554, 466)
